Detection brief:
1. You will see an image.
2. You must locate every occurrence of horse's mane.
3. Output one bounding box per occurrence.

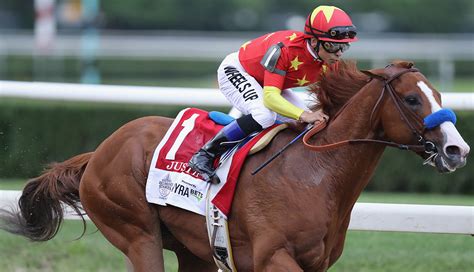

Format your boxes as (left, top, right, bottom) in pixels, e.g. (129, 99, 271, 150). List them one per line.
(309, 60, 370, 117)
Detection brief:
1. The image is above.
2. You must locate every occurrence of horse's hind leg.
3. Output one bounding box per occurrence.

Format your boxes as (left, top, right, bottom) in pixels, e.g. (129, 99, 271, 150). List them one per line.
(80, 171, 166, 272)
(93, 218, 165, 271)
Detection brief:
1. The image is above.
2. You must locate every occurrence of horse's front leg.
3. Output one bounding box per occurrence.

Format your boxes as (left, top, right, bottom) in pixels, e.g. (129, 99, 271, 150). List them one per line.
(328, 215, 351, 267)
(259, 248, 303, 272)
(252, 232, 302, 271)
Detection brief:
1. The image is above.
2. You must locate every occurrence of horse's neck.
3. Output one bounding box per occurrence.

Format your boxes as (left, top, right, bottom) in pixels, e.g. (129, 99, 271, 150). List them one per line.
(307, 86, 386, 214)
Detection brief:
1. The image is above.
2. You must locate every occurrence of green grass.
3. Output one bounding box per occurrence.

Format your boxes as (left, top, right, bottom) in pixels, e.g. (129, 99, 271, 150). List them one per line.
(1, 179, 472, 271)
(432, 78, 474, 93)
(331, 231, 473, 272)
(0, 179, 26, 190)
(0, 220, 178, 272)
(451, 78, 474, 92)
(0, 220, 126, 272)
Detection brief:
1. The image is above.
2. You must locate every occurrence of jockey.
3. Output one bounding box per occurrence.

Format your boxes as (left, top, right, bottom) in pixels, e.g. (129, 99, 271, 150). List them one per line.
(189, 5, 358, 181)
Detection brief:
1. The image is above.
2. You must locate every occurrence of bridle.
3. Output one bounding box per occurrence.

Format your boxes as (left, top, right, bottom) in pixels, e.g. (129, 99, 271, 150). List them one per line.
(303, 66, 437, 154)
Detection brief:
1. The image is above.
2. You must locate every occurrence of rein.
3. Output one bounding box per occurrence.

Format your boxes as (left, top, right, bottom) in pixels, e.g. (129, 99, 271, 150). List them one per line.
(303, 67, 434, 153)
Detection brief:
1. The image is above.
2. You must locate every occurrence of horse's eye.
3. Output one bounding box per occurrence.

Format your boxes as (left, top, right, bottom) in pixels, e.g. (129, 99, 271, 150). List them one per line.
(404, 95, 420, 106)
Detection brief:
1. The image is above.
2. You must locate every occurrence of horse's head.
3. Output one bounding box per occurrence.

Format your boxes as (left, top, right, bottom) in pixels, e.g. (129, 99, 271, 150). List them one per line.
(363, 60, 470, 173)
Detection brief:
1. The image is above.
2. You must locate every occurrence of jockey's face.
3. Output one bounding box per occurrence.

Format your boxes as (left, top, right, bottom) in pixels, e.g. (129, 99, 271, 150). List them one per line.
(311, 38, 344, 65)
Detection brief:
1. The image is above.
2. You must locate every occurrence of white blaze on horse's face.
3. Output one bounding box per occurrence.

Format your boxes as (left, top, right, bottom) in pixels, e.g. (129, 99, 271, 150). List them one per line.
(417, 81, 470, 171)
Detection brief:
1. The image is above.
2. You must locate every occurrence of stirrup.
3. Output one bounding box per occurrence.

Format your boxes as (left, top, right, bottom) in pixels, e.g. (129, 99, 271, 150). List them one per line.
(201, 171, 221, 184)
(188, 160, 220, 184)
(210, 175, 220, 184)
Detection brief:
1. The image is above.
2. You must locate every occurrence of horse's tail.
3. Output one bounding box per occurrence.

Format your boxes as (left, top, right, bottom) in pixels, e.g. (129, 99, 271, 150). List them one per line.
(0, 152, 93, 241)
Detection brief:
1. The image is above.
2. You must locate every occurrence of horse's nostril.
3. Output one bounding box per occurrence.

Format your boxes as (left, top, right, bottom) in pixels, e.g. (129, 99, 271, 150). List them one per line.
(445, 145, 461, 157)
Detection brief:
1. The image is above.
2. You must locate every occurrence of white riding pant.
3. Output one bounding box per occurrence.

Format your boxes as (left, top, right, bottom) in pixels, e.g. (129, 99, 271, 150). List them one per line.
(217, 52, 311, 128)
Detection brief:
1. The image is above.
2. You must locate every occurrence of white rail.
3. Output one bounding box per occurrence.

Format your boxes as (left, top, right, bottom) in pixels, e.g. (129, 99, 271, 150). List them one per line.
(1, 80, 473, 110)
(348, 203, 473, 235)
(1, 190, 472, 235)
(0, 81, 228, 107)
(0, 190, 89, 220)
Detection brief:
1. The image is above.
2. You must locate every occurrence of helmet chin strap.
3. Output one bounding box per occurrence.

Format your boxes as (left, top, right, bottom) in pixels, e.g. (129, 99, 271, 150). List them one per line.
(307, 39, 323, 62)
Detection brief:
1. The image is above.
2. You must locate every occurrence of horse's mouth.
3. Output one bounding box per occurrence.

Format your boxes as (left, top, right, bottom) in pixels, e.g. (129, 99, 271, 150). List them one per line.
(436, 155, 458, 173)
(424, 152, 458, 173)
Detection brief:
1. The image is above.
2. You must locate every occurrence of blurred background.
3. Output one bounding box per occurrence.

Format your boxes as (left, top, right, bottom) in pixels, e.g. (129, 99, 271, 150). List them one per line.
(0, 1, 473, 271)
(1, 0, 473, 89)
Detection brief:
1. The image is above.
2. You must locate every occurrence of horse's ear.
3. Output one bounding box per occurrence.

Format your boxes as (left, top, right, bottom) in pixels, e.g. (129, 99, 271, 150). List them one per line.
(361, 68, 388, 80)
(392, 60, 415, 69)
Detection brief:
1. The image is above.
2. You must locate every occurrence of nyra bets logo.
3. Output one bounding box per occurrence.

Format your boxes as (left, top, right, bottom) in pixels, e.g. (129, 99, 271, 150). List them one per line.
(173, 180, 204, 201)
(158, 174, 173, 198)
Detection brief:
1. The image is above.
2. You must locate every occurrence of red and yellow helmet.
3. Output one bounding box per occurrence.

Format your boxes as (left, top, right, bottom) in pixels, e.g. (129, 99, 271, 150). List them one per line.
(304, 6, 358, 43)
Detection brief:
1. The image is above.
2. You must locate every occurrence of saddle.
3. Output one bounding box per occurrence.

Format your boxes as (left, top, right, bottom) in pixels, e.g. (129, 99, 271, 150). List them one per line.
(209, 110, 288, 155)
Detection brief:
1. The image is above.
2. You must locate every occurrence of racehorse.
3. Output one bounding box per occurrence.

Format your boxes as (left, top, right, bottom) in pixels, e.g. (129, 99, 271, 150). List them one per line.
(0, 61, 469, 271)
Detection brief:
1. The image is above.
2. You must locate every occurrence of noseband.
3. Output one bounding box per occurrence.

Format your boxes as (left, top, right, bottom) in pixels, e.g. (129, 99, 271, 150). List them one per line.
(303, 66, 435, 154)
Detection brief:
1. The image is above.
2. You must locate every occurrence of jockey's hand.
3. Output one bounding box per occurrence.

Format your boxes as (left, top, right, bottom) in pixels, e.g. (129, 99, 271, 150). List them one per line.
(298, 110, 329, 124)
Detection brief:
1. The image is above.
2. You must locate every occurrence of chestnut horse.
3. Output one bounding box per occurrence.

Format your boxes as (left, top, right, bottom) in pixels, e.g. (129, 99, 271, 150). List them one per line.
(0, 61, 470, 271)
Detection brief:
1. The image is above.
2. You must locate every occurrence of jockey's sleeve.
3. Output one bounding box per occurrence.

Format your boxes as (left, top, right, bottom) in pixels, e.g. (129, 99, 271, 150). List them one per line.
(263, 86, 304, 120)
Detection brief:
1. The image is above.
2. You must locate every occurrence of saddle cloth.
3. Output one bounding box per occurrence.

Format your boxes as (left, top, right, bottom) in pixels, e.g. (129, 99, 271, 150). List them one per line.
(146, 107, 281, 216)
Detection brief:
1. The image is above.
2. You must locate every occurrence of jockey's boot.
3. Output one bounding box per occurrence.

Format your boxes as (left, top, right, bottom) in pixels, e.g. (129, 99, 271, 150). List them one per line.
(189, 114, 262, 182)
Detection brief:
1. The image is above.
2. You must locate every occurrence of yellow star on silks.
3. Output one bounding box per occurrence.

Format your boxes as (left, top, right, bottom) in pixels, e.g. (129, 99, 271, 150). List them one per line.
(322, 64, 328, 74)
(296, 74, 310, 86)
(264, 32, 275, 41)
(241, 41, 251, 50)
(290, 56, 304, 71)
(286, 32, 297, 41)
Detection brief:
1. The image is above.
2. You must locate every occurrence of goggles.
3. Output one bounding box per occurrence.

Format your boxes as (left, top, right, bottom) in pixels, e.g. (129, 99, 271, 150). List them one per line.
(325, 26, 357, 40)
(321, 41, 350, 53)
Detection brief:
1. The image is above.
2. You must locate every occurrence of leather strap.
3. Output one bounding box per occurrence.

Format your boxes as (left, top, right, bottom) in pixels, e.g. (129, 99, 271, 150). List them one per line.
(302, 67, 426, 153)
(302, 121, 425, 152)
